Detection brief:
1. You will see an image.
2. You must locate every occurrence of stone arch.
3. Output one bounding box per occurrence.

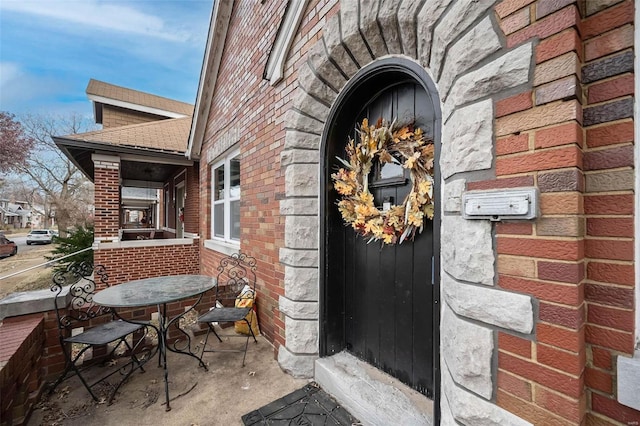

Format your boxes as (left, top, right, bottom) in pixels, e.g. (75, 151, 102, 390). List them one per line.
(279, 1, 536, 423)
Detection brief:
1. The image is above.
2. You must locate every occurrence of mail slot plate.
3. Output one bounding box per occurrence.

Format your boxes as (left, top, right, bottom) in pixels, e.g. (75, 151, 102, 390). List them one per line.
(462, 188, 538, 221)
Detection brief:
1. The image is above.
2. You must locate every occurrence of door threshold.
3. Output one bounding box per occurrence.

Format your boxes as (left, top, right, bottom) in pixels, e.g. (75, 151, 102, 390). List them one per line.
(315, 351, 434, 426)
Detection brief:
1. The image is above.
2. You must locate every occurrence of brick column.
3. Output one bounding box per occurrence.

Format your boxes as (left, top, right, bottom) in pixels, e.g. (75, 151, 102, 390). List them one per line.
(494, 1, 588, 424)
(92, 154, 121, 241)
(581, 1, 637, 423)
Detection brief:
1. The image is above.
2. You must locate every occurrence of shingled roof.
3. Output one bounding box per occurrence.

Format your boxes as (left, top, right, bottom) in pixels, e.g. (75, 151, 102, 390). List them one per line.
(87, 79, 194, 117)
(63, 116, 192, 154)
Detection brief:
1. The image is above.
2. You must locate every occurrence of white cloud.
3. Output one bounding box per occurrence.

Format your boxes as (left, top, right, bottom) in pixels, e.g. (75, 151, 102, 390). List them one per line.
(0, 0, 191, 42)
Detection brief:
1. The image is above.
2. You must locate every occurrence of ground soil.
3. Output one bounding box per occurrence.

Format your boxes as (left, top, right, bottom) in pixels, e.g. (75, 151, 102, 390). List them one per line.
(0, 244, 54, 298)
(28, 334, 309, 426)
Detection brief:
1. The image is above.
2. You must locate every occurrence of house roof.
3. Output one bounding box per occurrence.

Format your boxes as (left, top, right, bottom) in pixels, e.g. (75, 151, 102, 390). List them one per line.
(186, 1, 233, 160)
(87, 79, 194, 123)
(62, 117, 192, 154)
(54, 117, 195, 183)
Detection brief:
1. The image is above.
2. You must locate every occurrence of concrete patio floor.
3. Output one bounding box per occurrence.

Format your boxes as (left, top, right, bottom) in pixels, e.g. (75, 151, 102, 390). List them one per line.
(28, 335, 310, 426)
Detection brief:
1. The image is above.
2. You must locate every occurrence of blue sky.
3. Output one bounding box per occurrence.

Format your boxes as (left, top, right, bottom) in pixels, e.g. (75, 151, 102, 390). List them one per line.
(0, 0, 213, 116)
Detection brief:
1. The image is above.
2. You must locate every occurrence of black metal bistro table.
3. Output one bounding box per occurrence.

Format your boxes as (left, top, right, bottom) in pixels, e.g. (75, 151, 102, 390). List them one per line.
(93, 274, 216, 410)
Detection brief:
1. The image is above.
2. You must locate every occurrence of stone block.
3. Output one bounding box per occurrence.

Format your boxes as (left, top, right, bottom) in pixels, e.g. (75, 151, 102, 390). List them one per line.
(308, 40, 347, 93)
(279, 297, 318, 320)
(279, 198, 319, 216)
(284, 109, 324, 134)
(297, 62, 337, 105)
(284, 266, 319, 301)
(285, 164, 319, 197)
(339, 3, 373, 68)
(442, 305, 493, 399)
(284, 317, 318, 353)
(441, 215, 494, 285)
(292, 89, 330, 123)
(360, 0, 387, 58)
(443, 273, 534, 334)
(417, 0, 454, 66)
(378, 0, 403, 54)
(441, 100, 493, 179)
(281, 149, 319, 166)
(396, 0, 425, 58)
(279, 248, 319, 267)
(284, 216, 319, 249)
(444, 42, 533, 117)
(430, 0, 495, 77)
(278, 345, 316, 378)
(443, 179, 466, 213)
(442, 367, 532, 426)
(315, 351, 434, 426)
(323, 14, 359, 78)
(586, 169, 634, 193)
(284, 130, 321, 150)
(439, 16, 501, 96)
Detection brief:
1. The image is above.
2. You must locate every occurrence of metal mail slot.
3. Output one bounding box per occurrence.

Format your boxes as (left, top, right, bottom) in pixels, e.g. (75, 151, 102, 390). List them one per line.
(462, 188, 538, 221)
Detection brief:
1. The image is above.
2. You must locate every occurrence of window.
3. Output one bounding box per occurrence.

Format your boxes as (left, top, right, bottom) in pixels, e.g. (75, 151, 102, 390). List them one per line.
(211, 150, 240, 242)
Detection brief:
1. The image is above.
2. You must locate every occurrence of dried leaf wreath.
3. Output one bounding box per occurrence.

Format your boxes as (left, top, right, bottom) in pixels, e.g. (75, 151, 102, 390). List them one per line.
(331, 118, 435, 245)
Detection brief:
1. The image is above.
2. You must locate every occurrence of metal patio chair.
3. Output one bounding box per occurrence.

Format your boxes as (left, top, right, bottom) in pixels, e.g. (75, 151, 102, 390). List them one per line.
(197, 252, 258, 366)
(49, 261, 149, 403)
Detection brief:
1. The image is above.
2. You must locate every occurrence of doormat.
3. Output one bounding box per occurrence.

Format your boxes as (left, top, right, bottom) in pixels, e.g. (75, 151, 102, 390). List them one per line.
(242, 382, 359, 425)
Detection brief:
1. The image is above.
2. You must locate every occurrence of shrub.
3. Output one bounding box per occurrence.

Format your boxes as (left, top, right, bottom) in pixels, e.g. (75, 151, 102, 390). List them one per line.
(48, 225, 94, 268)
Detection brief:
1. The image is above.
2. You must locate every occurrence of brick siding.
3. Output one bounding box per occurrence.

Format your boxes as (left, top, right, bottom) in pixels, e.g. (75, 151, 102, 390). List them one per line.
(199, 0, 338, 350)
(493, 0, 636, 423)
(0, 315, 45, 426)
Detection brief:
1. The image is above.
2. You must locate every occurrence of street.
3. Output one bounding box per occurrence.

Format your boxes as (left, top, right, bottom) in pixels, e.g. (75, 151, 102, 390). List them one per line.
(0, 234, 55, 298)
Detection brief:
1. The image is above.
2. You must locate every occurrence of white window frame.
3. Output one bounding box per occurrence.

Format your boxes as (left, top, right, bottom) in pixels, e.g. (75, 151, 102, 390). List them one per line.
(210, 149, 240, 246)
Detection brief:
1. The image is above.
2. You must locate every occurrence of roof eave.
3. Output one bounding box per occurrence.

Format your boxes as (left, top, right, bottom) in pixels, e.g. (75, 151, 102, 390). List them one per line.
(187, 0, 233, 161)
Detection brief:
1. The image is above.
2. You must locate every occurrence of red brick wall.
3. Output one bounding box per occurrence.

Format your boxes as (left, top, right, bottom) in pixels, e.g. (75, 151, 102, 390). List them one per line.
(94, 243, 199, 285)
(94, 161, 120, 239)
(101, 105, 168, 129)
(184, 166, 200, 235)
(199, 0, 340, 350)
(199, 0, 336, 350)
(493, 0, 636, 423)
(0, 315, 45, 426)
(582, 1, 636, 423)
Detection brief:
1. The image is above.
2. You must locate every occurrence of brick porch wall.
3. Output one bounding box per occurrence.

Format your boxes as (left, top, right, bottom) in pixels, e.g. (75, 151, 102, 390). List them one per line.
(94, 243, 200, 285)
(0, 315, 45, 426)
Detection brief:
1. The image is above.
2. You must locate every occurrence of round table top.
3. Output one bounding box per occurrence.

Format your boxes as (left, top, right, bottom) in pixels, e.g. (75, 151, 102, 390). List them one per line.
(93, 275, 217, 308)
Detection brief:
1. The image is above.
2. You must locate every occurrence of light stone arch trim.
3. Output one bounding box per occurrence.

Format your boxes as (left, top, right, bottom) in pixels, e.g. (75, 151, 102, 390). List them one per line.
(278, 1, 535, 424)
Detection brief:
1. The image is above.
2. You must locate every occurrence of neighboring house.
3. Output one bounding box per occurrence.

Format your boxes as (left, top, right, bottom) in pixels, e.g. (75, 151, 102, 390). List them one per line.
(54, 80, 201, 283)
(184, 1, 638, 425)
(0, 200, 31, 229)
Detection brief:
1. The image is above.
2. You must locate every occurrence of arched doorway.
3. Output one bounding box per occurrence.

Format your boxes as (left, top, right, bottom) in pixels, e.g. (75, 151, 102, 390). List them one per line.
(320, 58, 441, 398)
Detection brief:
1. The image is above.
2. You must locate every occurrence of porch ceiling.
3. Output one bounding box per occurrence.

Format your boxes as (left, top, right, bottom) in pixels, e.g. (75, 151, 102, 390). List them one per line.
(54, 139, 192, 183)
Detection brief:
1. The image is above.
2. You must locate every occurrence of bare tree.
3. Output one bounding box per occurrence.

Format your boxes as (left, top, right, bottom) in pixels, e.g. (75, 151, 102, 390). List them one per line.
(14, 113, 97, 236)
(0, 112, 34, 173)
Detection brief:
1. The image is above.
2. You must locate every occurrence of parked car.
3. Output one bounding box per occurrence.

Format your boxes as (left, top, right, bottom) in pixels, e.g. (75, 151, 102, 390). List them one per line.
(0, 235, 17, 258)
(26, 229, 57, 245)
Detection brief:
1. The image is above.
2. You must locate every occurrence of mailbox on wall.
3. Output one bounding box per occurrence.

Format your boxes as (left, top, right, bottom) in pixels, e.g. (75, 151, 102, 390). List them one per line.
(462, 187, 539, 221)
